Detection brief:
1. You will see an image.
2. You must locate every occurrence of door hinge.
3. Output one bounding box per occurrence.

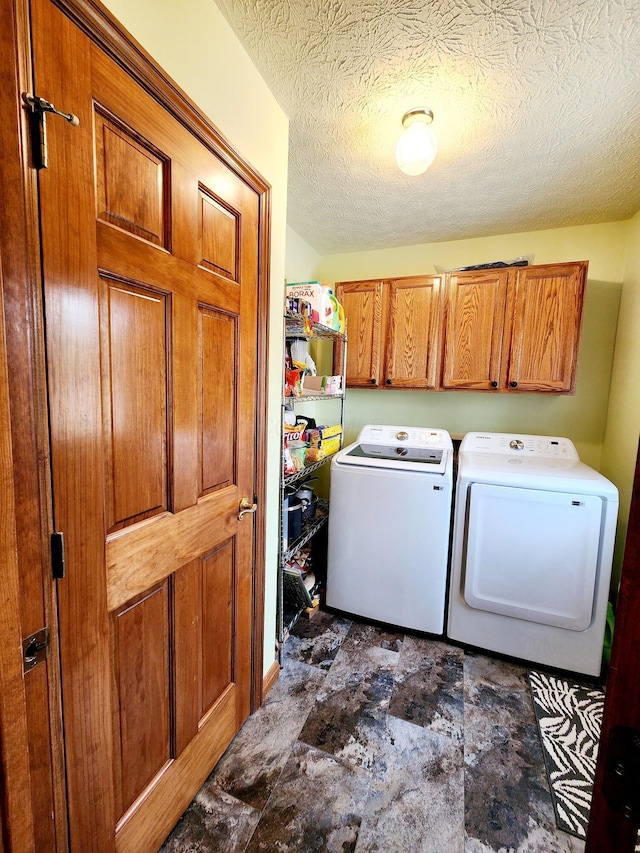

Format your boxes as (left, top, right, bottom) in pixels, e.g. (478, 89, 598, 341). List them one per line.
(21, 92, 79, 170)
(22, 627, 50, 674)
(51, 531, 65, 579)
(603, 726, 640, 826)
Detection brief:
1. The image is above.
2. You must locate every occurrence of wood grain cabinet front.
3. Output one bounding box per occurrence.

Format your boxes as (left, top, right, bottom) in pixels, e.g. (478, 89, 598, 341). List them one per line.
(335, 275, 443, 390)
(443, 261, 587, 394)
(338, 261, 587, 394)
(506, 262, 587, 393)
(441, 268, 509, 391)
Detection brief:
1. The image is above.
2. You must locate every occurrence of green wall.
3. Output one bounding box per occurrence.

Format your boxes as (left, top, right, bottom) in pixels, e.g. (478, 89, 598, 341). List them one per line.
(313, 223, 627, 468)
(601, 210, 640, 593)
(286, 220, 638, 595)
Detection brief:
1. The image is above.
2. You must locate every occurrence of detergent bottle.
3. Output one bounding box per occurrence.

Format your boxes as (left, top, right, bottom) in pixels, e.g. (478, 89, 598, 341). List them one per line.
(318, 284, 334, 329)
(329, 293, 345, 332)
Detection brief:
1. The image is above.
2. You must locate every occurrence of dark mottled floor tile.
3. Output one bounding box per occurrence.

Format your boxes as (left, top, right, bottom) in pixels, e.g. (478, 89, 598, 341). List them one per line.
(464, 652, 531, 701)
(286, 610, 351, 669)
(210, 657, 326, 811)
(155, 625, 582, 853)
(464, 698, 571, 853)
(158, 783, 259, 853)
(389, 636, 464, 740)
(245, 741, 370, 853)
(355, 716, 464, 853)
(299, 640, 398, 769)
(345, 619, 405, 652)
(464, 651, 536, 730)
(568, 835, 586, 852)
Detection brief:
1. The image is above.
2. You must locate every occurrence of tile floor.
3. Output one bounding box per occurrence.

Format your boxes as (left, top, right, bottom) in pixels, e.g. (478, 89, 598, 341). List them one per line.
(159, 611, 587, 853)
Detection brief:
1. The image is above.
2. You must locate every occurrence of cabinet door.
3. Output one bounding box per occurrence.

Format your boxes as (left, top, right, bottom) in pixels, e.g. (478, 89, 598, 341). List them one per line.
(335, 279, 385, 387)
(385, 275, 443, 388)
(442, 270, 509, 390)
(507, 262, 586, 393)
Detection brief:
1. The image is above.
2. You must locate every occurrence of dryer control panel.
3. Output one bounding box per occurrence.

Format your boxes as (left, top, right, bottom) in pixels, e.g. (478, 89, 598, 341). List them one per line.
(461, 432, 579, 460)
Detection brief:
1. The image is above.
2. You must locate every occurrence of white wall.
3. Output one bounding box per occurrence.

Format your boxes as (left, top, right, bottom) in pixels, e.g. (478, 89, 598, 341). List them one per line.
(101, 0, 289, 676)
(285, 226, 321, 283)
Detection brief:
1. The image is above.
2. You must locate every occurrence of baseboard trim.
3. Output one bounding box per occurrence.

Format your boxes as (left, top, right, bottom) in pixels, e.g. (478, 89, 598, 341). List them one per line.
(262, 659, 280, 698)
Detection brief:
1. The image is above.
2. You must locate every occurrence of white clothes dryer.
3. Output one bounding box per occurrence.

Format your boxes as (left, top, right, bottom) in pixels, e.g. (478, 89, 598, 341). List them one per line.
(326, 424, 453, 634)
(447, 432, 618, 676)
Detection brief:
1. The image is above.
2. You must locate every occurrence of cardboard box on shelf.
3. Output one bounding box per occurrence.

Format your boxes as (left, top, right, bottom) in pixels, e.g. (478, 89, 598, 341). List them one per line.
(308, 424, 342, 442)
(316, 435, 341, 455)
(301, 375, 343, 396)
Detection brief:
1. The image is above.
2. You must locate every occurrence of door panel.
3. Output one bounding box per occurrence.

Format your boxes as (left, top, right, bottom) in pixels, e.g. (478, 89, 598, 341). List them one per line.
(94, 108, 169, 247)
(202, 542, 235, 709)
(32, 0, 262, 850)
(200, 307, 236, 493)
(113, 583, 171, 815)
(199, 189, 238, 278)
(101, 276, 170, 530)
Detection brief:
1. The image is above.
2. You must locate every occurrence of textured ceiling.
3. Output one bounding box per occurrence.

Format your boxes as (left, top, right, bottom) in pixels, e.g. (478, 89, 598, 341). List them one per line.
(216, 0, 640, 255)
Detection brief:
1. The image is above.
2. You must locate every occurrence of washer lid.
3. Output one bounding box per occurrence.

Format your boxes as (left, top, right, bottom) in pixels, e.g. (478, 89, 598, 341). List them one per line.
(335, 424, 452, 474)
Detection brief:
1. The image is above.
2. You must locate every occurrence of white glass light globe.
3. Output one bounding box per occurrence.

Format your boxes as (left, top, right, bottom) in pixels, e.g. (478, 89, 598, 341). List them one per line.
(395, 120, 438, 176)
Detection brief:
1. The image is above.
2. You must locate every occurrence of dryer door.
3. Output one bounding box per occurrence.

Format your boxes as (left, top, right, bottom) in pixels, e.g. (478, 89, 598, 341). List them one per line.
(464, 483, 602, 630)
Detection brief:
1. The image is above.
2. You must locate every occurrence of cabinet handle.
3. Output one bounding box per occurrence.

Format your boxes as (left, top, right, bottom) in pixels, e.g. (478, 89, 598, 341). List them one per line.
(510, 381, 518, 388)
(490, 381, 498, 388)
(386, 378, 392, 385)
(370, 378, 377, 385)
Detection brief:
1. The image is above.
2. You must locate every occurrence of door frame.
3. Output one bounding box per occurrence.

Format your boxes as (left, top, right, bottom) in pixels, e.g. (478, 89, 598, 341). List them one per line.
(0, 0, 271, 848)
(586, 440, 640, 852)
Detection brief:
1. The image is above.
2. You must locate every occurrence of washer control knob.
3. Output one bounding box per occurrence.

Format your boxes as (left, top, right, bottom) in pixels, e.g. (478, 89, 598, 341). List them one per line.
(509, 439, 525, 450)
(396, 431, 409, 441)
(395, 447, 408, 456)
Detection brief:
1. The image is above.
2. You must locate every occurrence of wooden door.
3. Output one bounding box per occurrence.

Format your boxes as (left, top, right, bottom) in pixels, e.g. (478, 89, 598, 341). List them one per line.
(32, 1, 264, 851)
(507, 262, 586, 393)
(385, 275, 443, 389)
(0, 0, 66, 849)
(335, 279, 385, 387)
(442, 269, 508, 390)
(586, 442, 640, 853)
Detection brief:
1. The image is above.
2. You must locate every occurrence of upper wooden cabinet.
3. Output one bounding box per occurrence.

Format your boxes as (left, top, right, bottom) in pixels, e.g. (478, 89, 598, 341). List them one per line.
(335, 275, 443, 389)
(506, 262, 587, 393)
(442, 268, 509, 391)
(443, 261, 587, 393)
(338, 261, 587, 394)
(335, 279, 385, 387)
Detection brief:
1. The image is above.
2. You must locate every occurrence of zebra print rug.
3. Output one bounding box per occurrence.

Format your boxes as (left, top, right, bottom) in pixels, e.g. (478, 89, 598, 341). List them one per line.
(529, 670, 604, 838)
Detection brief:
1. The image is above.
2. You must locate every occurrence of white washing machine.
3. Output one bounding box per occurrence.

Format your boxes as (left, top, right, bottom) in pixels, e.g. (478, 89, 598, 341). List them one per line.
(326, 424, 453, 634)
(447, 432, 618, 676)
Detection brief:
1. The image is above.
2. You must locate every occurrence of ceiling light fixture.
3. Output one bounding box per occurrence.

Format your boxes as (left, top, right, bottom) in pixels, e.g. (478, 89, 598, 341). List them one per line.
(395, 108, 437, 176)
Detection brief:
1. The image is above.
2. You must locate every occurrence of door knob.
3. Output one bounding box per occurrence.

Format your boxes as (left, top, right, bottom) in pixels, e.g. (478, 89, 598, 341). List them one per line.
(238, 497, 258, 521)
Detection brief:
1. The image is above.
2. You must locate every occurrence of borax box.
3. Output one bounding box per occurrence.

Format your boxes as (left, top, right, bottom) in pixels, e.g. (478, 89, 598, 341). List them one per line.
(286, 281, 323, 312)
